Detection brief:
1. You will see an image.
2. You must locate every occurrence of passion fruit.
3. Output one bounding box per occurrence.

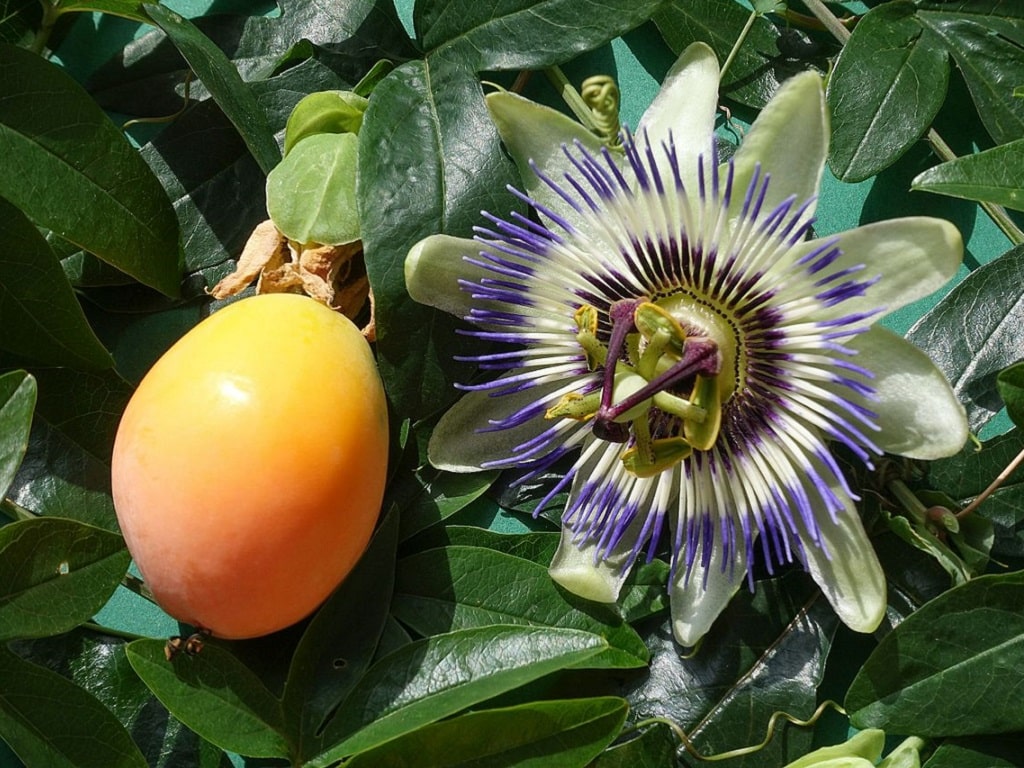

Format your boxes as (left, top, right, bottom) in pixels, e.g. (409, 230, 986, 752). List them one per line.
(111, 294, 388, 639)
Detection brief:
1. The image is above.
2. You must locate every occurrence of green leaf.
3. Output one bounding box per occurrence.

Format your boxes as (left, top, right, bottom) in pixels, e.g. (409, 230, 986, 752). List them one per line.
(622, 574, 838, 767)
(125, 639, 292, 759)
(393, 545, 648, 669)
(590, 722, 678, 768)
(924, 734, 1024, 767)
(930, 429, 1024, 559)
(282, 90, 368, 155)
(0, 370, 36, 500)
(912, 138, 1024, 212)
(54, 0, 150, 22)
(0, 646, 147, 768)
(998, 361, 1024, 427)
(344, 697, 628, 768)
(416, 0, 663, 70)
(847, 570, 1024, 735)
(266, 132, 360, 245)
(653, 0, 794, 109)
(0, 43, 180, 295)
(827, 1, 948, 182)
(357, 59, 520, 419)
(282, 509, 399, 755)
(143, 3, 280, 176)
(906, 245, 1024, 434)
(310, 625, 608, 765)
(0, 198, 113, 370)
(0, 517, 129, 642)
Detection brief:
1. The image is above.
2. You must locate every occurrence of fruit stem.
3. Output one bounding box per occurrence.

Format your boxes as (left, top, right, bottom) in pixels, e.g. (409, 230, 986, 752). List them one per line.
(121, 572, 158, 604)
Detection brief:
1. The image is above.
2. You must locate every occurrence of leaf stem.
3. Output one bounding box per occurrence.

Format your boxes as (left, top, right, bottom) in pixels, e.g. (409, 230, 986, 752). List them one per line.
(544, 66, 601, 135)
(956, 444, 1024, 519)
(0, 497, 37, 522)
(30, 0, 61, 55)
(720, 9, 758, 82)
(803, 0, 1024, 246)
(122, 572, 158, 604)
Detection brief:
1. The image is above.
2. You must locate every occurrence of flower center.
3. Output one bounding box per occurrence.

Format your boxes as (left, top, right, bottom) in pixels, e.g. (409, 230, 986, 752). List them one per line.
(546, 294, 742, 477)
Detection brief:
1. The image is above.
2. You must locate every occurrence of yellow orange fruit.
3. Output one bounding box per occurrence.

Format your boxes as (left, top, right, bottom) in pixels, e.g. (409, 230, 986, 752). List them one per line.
(111, 294, 388, 639)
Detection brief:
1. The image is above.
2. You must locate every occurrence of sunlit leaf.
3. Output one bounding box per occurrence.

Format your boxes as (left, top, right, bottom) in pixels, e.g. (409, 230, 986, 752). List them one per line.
(0, 517, 129, 642)
(0, 44, 180, 295)
(913, 138, 1024, 212)
(0, 199, 113, 370)
(126, 639, 292, 759)
(0, 647, 146, 768)
(847, 570, 1024, 735)
(0, 370, 36, 500)
(54, 0, 150, 22)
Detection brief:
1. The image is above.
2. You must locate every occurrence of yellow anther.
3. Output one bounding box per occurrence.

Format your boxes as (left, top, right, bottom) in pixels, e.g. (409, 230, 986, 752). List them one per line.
(683, 374, 722, 451)
(622, 437, 694, 478)
(545, 391, 600, 421)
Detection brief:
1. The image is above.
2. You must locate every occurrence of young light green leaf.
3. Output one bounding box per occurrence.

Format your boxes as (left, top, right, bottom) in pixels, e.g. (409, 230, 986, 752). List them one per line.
(393, 545, 649, 669)
(0, 517, 130, 642)
(343, 697, 628, 768)
(126, 639, 292, 760)
(0, 43, 180, 296)
(283, 510, 399, 753)
(0, 197, 114, 370)
(913, 139, 1024, 212)
(827, 1, 948, 182)
(906, 245, 1024, 434)
(143, 3, 280, 176)
(0, 647, 147, 768)
(266, 132, 360, 245)
(997, 361, 1024, 428)
(0, 371, 36, 500)
(847, 570, 1024, 735)
(310, 625, 608, 765)
(416, 0, 663, 71)
(282, 90, 368, 155)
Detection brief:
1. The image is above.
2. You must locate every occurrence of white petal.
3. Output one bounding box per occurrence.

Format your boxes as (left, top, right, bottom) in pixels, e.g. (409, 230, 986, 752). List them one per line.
(730, 71, 827, 221)
(794, 475, 886, 634)
(405, 234, 485, 318)
(669, 531, 748, 647)
(549, 527, 632, 603)
(786, 217, 963, 320)
(486, 90, 608, 232)
(637, 42, 720, 193)
(849, 326, 968, 460)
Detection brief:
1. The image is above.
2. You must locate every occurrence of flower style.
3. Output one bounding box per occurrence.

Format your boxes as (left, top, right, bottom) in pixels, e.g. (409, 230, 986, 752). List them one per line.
(404, 43, 968, 646)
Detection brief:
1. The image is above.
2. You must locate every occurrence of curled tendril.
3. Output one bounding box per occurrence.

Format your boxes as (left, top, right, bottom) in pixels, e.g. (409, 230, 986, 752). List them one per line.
(123, 71, 194, 131)
(581, 75, 621, 146)
(628, 699, 847, 762)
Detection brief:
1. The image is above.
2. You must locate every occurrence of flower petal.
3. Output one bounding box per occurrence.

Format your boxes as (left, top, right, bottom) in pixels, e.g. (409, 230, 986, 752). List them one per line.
(486, 90, 607, 231)
(787, 217, 963, 320)
(730, 71, 827, 220)
(794, 470, 886, 634)
(549, 526, 632, 603)
(849, 326, 968, 460)
(637, 42, 719, 193)
(668, 528, 748, 647)
(405, 234, 487, 317)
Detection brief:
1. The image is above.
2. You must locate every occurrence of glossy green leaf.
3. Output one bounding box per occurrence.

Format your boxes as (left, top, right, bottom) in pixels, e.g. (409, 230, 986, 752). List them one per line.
(589, 722, 678, 768)
(393, 545, 648, 669)
(416, 0, 662, 70)
(344, 697, 628, 768)
(0, 43, 180, 296)
(913, 138, 1024, 212)
(126, 639, 291, 759)
(282, 90, 368, 155)
(827, 1, 947, 182)
(282, 510, 399, 755)
(13, 630, 232, 768)
(930, 429, 1024, 559)
(310, 625, 608, 765)
(847, 570, 1024, 735)
(906, 245, 1024, 434)
(0, 371, 36, 500)
(357, 59, 520, 419)
(54, 0, 149, 22)
(394, 463, 498, 541)
(0, 647, 146, 768)
(924, 734, 1024, 768)
(998, 361, 1024, 428)
(0, 198, 113, 370)
(654, 0, 793, 109)
(266, 132, 360, 245)
(143, 4, 280, 176)
(622, 574, 838, 767)
(0, 517, 129, 642)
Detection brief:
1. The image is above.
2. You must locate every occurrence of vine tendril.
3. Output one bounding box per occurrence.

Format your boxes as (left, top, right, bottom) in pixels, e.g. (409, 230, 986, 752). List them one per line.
(581, 75, 621, 146)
